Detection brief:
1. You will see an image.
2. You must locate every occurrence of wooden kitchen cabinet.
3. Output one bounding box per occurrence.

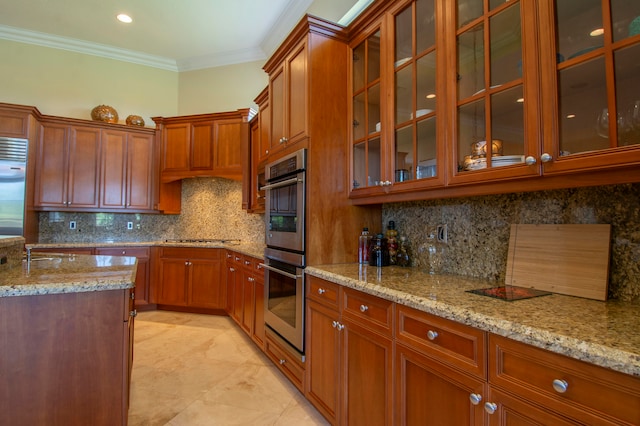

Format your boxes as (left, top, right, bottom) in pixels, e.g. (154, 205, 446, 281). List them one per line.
(154, 247, 225, 311)
(0, 289, 134, 426)
(153, 109, 253, 183)
(266, 38, 308, 156)
(486, 334, 640, 425)
(305, 276, 394, 425)
(243, 90, 266, 214)
(95, 246, 153, 310)
(100, 130, 154, 211)
(395, 304, 487, 425)
(34, 122, 101, 209)
(0, 103, 38, 139)
(347, 0, 640, 205)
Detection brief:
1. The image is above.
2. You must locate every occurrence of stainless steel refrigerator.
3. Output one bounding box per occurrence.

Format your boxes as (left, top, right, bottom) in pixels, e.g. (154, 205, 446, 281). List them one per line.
(0, 137, 27, 236)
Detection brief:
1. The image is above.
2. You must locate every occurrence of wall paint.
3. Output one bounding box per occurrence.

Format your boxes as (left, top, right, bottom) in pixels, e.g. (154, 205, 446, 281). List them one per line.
(178, 60, 268, 114)
(0, 39, 178, 125)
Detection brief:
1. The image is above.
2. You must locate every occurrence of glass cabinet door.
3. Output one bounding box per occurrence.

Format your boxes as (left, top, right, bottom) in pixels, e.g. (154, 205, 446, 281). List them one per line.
(352, 30, 382, 190)
(540, 0, 640, 173)
(393, 0, 441, 185)
(451, 0, 539, 182)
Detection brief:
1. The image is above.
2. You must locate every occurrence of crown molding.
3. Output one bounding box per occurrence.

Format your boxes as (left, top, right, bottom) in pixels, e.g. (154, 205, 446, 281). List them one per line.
(0, 24, 179, 71)
(177, 46, 267, 72)
(260, 0, 314, 58)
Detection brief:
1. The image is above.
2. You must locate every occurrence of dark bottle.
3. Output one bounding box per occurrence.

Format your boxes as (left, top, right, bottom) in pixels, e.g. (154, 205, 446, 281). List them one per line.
(369, 233, 390, 267)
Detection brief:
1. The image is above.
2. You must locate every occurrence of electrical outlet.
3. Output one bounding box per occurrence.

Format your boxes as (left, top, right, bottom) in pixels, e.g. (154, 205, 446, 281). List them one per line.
(436, 224, 448, 244)
(127, 222, 133, 230)
(69, 221, 76, 230)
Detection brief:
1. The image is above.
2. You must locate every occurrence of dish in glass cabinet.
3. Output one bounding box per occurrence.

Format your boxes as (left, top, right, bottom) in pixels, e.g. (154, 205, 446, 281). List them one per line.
(394, 57, 411, 68)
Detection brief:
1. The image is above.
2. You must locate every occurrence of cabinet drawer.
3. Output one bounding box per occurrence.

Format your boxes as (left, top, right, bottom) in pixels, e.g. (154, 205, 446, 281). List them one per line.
(264, 328, 305, 393)
(95, 247, 149, 259)
(489, 334, 640, 425)
(306, 276, 340, 309)
(396, 305, 486, 378)
(342, 288, 394, 337)
(160, 247, 220, 260)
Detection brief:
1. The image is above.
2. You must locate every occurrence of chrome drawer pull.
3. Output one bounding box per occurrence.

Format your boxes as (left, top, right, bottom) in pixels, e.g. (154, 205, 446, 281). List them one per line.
(279, 359, 286, 365)
(318, 288, 326, 295)
(427, 330, 439, 341)
(359, 304, 369, 313)
(552, 379, 568, 393)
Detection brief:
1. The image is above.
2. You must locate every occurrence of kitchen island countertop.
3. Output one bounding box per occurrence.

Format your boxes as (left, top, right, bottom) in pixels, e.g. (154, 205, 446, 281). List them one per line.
(0, 253, 137, 297)
(305, 263, 640, 377)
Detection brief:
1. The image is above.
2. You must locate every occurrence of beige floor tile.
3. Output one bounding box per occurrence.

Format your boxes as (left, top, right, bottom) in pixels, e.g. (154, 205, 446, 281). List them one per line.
(129, 311, 328, 426)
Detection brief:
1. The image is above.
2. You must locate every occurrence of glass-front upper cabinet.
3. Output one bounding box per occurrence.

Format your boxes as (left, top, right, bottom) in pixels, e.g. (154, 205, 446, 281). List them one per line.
(392, 0, 443, 187)
(448, 0, 541, 184)
(352, 29, 382, 191)
(538, 0, 640, 174)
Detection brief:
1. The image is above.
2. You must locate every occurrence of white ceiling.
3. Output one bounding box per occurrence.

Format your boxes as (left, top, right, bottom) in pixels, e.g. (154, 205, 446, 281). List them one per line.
(0, 0, 369, 72)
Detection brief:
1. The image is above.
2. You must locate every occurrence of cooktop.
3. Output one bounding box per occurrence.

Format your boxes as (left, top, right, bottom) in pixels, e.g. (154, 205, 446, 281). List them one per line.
(164, 239, 241, 244)
(467, 285, 552, 301)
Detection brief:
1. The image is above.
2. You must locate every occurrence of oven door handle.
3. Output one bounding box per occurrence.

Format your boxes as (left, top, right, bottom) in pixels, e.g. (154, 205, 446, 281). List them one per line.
(259, 263, 303, 280)
(260, 177, 302, 191)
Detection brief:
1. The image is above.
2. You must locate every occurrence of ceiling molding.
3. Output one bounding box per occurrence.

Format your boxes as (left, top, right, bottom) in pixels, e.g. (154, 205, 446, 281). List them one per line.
(260, 0, 315, 58)
(177, 46, 267, 72)
(0, 24, 178, 71)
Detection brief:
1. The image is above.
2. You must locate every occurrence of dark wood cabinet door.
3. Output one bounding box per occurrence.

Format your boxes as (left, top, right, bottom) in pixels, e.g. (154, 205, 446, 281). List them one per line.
(188, 257, 225, 309)
(396, 342, 485, 426)
(269, 65, 285, 150)
(213, 118, 243, 179)
(100, 129, 127, 209)
(286, 39, 308, 145)
(226, 259, 237, 317)
(157, 258, 188, 306)
(342, 318, 393, 426)
(252, 268, 265, 348)
(162, 123, 190, 173)
(240, 273, 255, 334)
(67, 126, 101, 208)
(191, 121, 214, 171)
(305, 299, 341, 424)
(126, 133, 154, 210)
(486, 387, 578, 426)
(34, 123, 69, 207)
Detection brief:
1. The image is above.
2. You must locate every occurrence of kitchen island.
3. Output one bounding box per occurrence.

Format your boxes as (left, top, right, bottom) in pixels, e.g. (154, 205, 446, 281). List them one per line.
(0, 240, 137, 426)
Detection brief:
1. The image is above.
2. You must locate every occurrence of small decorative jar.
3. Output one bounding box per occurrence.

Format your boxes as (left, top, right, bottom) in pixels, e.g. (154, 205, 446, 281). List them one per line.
(126, 115, 145, 127)
(91, 105, 118, 124)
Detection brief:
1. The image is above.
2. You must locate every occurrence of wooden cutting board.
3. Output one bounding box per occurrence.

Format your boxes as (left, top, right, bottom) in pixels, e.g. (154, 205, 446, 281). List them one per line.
(505, 224, 611, 301)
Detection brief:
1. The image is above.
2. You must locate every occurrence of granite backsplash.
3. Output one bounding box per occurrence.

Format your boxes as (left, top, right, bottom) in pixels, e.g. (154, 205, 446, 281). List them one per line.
(37, 178, 640, 301)
(382, 183, 640, 301)
(38, 177, 266, 245)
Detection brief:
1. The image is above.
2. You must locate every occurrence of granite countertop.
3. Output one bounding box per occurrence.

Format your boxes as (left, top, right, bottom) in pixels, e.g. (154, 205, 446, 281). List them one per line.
(26, 241, 266, 259)
(0, 253, 137, 297)
(305, 263, 640, 377)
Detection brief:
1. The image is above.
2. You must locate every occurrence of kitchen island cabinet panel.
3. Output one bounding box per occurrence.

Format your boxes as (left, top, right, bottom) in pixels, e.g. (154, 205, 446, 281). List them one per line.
(0, 289, 132, 426)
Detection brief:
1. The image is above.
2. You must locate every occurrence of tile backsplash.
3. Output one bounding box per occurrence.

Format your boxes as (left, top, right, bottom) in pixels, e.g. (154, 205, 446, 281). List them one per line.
(38, 177, 266, 245)
(383, 183, 640, 301)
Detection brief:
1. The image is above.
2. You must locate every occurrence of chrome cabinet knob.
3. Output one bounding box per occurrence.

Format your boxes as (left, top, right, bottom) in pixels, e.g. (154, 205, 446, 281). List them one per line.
(336, 323, 345, 331)
(332, 320, 338, 328)
(229, 267, 235, 272)
(359, 304, 369, 313)
(122, 250, 126, 255)
(525, 155, 537, 165)
(541, 152, 553, 163)
(279, 359, 286, 365)
(552, 379, 568, 393)
(318, 288, 326, 295)
(484, 402, 498, 415)
(469, 393, 482, 405)
(130, 309, 137, 318)
(427, 330, 438, 341)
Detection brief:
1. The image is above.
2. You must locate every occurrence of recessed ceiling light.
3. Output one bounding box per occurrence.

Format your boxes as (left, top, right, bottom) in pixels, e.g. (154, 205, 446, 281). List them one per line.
(590, 28, 604, 37)
(117, 14, 133, 24)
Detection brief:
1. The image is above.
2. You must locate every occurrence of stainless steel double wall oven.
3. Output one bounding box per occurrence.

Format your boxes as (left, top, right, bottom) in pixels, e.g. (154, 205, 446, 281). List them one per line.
(260, 149, 306, 354)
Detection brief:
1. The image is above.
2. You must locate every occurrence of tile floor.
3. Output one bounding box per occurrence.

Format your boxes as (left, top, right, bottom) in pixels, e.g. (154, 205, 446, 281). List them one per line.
(128, 310, 329, 426)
